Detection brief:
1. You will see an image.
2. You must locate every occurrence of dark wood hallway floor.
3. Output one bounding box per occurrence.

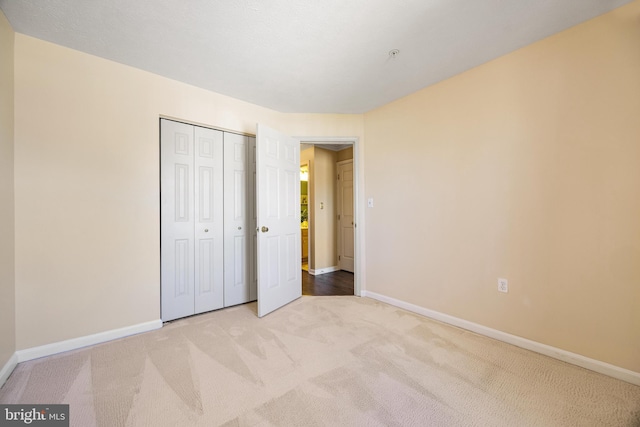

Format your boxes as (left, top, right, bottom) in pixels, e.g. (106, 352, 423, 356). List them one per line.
(302, 269, 354, 296)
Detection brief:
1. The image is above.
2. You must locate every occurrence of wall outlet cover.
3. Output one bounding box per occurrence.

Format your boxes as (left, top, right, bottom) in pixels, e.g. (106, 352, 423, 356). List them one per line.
(498, 278, 508, 293)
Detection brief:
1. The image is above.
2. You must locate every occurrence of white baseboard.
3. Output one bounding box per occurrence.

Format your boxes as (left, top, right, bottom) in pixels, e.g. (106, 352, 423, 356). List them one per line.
(308, 265, 339, 276)
(362, 291, 640, 386)
(0, 352, 18, 387)
(16, 319, 162, 363)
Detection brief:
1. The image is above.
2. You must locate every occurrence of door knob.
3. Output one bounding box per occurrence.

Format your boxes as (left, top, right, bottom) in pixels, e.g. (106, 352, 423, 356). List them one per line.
(238, 226, 242, 230)
(261, 226, 269, 232)
(204, 229, 209, 232)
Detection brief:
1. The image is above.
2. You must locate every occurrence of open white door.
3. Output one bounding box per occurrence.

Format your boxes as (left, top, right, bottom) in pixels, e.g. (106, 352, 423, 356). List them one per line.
(256, 124, 301, 317)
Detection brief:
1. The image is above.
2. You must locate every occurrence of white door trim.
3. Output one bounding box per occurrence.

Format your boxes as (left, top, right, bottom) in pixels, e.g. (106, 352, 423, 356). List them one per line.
(295, 136, 362, 297)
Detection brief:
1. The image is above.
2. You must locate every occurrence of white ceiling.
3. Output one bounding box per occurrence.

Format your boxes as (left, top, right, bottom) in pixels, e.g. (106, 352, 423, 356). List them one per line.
(0, 0, 631, 114)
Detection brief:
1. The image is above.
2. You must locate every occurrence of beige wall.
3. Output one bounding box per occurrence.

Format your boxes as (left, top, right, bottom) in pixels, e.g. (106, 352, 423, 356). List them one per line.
(300, 147, 339, 270)
(364, 2, 640, 373)
(300, 148, 314, 266)
(312, 148, 338, 270)
(0, 9, 15, 369)
(336, 147, 353, 162)
(13, 34, 364, 350)
(8, 1, 638, 377)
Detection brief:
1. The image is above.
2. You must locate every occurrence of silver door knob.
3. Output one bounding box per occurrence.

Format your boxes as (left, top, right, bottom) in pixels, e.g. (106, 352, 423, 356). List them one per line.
(261, 226, 269, 232)
(204, 229, 209, 232)
(238, 226, 242, 230)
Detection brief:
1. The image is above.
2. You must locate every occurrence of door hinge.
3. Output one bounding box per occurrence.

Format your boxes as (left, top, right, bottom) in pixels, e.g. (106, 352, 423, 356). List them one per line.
(337, 174, 340, 180)
(338, 255, 341, 261)
(338, 214, 340, 220)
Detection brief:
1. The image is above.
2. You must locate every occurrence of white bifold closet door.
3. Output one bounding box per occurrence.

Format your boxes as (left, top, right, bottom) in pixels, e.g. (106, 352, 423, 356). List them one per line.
(161, 119, 256, 322)
(161, 120, 224, 321)
(223, 133, 257, 306)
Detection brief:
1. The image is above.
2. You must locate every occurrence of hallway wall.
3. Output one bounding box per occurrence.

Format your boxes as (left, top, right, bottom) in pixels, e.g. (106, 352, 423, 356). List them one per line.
(300, 146, 339, 271)
(0, 9, 16, 375)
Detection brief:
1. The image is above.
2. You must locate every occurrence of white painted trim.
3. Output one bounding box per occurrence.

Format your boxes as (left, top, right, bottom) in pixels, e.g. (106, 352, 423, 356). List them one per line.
(295, 136, 359, 143)
(308, 266, 339, 276)
(0, 353, 18, 387)
(159, 115, 254, 138)
(16, 319, 162, 363)
(363, 291, 640, 386)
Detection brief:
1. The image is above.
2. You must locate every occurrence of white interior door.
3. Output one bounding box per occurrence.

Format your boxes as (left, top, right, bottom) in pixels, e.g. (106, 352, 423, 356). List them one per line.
(256, 124, 301, 317)
(161, 119, 224, 321)
(161, 120, 195, 321)
(337, 160, 355, 273)
(193, 126, 224, 314)
(249, 136, 257, 301)
(223, 132, 256, 306)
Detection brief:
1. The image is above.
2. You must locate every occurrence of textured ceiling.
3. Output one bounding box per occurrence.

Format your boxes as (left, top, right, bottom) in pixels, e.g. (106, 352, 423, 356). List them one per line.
(0, 0, 632, 113)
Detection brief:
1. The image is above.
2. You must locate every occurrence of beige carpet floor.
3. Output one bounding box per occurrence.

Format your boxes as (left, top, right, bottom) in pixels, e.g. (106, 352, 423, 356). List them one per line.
(1, 296, 639, 426)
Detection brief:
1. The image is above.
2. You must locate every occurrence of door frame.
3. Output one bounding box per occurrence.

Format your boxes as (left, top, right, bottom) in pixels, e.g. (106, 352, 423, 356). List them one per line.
(295, 136, 362, 297)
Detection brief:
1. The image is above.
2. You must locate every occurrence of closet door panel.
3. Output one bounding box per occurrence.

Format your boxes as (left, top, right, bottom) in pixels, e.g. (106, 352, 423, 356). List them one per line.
(249, 137, 257, 301)
(194, 126, 224, 314)
(224, 133, 252, 306)
(161, 120, 195, 321)
(162, 120, 255, 319)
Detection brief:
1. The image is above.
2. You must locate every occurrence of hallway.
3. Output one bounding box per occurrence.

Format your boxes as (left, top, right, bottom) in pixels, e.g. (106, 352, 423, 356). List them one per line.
(302, 270, 354, 296)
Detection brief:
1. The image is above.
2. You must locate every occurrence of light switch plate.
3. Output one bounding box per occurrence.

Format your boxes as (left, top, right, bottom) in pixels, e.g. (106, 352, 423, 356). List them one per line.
(498, 278, 508, 293)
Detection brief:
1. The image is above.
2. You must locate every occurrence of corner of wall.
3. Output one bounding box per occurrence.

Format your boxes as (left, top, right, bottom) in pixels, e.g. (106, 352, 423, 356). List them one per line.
(0, 7, 17, 387)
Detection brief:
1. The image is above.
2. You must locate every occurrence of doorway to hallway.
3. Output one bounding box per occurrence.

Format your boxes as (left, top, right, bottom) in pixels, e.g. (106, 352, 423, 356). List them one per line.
(299, 141, 356, 296)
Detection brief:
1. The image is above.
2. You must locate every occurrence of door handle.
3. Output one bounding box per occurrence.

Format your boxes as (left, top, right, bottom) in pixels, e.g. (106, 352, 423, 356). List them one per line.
(261, 226, 269, 233)
(204, 229, 209, 232)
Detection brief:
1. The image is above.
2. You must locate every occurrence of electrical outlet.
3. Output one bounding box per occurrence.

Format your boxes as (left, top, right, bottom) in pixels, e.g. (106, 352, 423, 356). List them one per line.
(498, 278, 508, 293)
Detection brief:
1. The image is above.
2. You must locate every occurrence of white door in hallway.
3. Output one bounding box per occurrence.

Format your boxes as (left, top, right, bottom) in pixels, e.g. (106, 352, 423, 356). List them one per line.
(337, 160, 354, 273)
(256, 124, 301, 317)
(161, 120, 224, 321)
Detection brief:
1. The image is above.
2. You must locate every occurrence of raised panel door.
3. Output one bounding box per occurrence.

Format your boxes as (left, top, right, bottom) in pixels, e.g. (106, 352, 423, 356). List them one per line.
(224, 132, 254, 307)
(161, 120, 196, 321)
(194, 126, 224, 314)
(337, 161, 355, 272)
(256, 124, 301, 317)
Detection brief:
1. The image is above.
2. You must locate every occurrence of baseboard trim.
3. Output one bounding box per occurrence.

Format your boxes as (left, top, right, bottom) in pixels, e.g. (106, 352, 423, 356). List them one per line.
(362, 291, 640, 386)
(0, 352, 18, 387)
(308, 266, 339, 276)
(16, 319, 163, 363)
